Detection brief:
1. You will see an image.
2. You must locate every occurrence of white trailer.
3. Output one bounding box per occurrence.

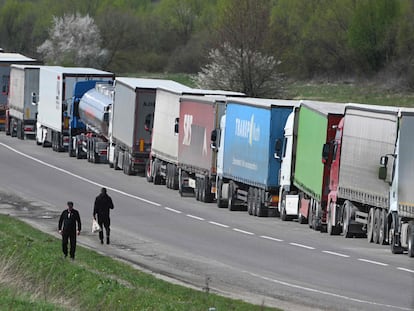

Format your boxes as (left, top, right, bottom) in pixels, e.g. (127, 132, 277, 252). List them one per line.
(379, 109, 414, 256)
(35, 66, 114, 152)
(148, 87, 244, 187)
(6, 64, 40, 139)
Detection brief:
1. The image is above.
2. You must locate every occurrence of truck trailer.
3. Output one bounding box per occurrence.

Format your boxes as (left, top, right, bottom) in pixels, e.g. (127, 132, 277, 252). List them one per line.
(177, 95, 227, 202)
(379, 109, 414, 256)
(148, 87, 243, 187)
(110, 78, 192, 175)
(214, 98, 299, 217)
(6, 64, 40, 139)
(35, 66, 114, 152)
(326, 104, 404, 243)
(69, 81, 114, 163)
(0, 52, 39, 131)
(279, 100, 345, 232)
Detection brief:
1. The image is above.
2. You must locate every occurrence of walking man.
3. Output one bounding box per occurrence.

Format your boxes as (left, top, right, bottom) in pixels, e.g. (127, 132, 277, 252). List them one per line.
(58, 201, 81, 260)
(93, 187, 114, 244)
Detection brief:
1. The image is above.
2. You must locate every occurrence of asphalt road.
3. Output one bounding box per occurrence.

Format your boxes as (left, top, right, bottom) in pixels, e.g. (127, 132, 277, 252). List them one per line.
(0, 132, 413, 311)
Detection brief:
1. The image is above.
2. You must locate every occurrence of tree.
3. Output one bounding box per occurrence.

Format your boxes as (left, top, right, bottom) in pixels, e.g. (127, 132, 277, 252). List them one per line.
(194, 0, 283, 97)
(37, 13, 107, 67)
(194, 43, 283, 98)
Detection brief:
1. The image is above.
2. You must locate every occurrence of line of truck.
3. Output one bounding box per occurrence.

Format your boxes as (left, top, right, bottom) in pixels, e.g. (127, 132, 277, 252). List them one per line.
(4, 64, 414, 257)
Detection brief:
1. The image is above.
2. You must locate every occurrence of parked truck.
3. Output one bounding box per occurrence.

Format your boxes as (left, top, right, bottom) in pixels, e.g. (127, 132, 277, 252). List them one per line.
(35, 66, 114, 152)
(147, 87, 243, 187)
(176, 95, 227, 202)
(68, 81, 114, 163)
(110, 78, 191, 175)
(0, 52, 39, 131)
(326, 105, 406, 242)
(379, 109, 414, 256)
(6, 64, 40, 139)
(213, 98, 298, 217)
(278, 101, 345, 232)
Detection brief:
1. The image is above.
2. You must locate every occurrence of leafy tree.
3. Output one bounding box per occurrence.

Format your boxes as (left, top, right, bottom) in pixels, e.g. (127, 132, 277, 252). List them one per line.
(37, 13, 107, 67)
(194, 43, 283, 98)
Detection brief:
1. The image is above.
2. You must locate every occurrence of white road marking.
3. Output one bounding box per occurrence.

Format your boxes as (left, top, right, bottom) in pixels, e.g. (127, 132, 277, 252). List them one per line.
(164, 207, 182, 214)
(322, 250, 350, 258)
(358, 258, 388, 266)
(186, 214, 204, 221)
(0, 143, 161, 207)
(245, 271, 411, 310)
(208, 221, 229, 228)
(260, 235, 283, 242)
(233, 228, 254, 235)
(397, 267, 414, 273)
(289, 242, 315, 250)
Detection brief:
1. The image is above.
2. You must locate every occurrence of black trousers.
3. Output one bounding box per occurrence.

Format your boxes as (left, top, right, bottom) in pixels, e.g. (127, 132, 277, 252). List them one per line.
(98, 218, 110, 241)
(62, 232, 76, 258)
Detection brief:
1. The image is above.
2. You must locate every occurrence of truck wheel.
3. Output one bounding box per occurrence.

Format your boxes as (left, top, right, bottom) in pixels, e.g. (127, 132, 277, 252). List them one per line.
(228, 181, 237, 211)
(216, 179, 226, 208)
(390, 216, 403, 254)
(367, 208, 374, 243)
(308, 201, 314, 229)
(379, 209, 388, 245)
(342, 202, 353, 238)
(200, 179, 206, 202)
(194, 177, 200, 201)
(257, 189, 266, 217)
(373, 208, 380, 244)
(327, 203, 341, 235)
(146, 161, 153, 182)
(247, 188, 254, 215)
(408, 226, 414, 258)
(172, 165, 179, 190)
(153, 160, 162, 185)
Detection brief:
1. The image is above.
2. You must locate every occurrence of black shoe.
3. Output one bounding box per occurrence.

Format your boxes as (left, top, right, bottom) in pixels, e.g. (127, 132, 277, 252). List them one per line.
(100, 239, 104, 244)
(70, 256, 75, 261)
(106, 237, 110, 245)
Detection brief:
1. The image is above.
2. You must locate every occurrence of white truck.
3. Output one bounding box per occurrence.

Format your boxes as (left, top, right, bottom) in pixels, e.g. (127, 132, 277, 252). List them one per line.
(6, 64, 40, 139)
(379, 109, 414, 256)
(109, 78, 191, 175)
(35, 66, 114, 151)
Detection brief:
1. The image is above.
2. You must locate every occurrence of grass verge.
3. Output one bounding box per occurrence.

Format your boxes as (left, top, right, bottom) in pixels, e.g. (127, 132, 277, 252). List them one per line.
(0, 214, 280, 311)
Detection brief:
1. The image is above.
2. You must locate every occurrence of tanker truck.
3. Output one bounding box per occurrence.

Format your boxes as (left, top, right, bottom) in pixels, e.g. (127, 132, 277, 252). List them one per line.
(6, 64, 40, 139)
(68, 81, 114, 163)
(278, 100, 345, 232)
(214, 98, 299, 217)
(35, 66, 114, 152)
(325, 104, 412, 244)
(378, 109, 414, 256)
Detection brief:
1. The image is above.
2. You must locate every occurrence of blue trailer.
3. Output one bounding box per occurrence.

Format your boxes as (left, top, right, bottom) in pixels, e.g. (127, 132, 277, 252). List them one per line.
(214, 98, 298, 216)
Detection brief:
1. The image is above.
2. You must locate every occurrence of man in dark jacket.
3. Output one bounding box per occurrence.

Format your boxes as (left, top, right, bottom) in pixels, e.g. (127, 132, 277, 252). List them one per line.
(58, 201, 81, 260)
(93, 187, 114, 244)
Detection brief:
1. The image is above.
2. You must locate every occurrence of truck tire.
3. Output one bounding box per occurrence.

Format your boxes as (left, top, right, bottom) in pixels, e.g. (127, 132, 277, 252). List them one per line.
(327, 202, 341, 235)
(367, 208, 374, 243)
(280, 192, 287, 221)
(216, 179, 226, 208)
(390, 213, 403, 254)
(257, 189, 267, 217)
(228, 181, 237, 211)
(408, 226, 414, 258)
(379, 209, 388, 245)
(342, 202, 353, 238)
(146, 160, 153, 182)
(153, 160, 162, 185)
(172, 165, 179, 190)
(247, 188, 254, 215)
(373, 208, 380, 244)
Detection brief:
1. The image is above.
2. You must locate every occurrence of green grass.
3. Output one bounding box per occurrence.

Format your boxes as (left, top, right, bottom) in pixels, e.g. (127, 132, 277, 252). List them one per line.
(0, 214, 280, 311)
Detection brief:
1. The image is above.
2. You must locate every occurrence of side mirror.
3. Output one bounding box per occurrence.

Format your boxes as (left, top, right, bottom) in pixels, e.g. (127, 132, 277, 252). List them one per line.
(378, 155, 388, 180)
(322, 143, 330, 163)
(210, 129, 217, 150)
(31, 92, 37, 105)
(174, 117, 179, 134)
(274, 138, 282, 159)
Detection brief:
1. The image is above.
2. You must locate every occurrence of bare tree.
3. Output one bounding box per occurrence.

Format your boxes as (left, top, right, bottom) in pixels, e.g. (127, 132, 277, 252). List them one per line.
(37, 13, 107, 67)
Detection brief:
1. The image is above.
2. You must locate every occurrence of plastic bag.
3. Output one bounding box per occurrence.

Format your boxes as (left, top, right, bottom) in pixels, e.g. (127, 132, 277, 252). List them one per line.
(92, 219, 101, 233)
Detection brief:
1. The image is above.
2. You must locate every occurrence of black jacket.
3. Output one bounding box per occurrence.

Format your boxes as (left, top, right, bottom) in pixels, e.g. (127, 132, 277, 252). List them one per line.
(58, 209, 81, 234)
(93, 193, 114, 221)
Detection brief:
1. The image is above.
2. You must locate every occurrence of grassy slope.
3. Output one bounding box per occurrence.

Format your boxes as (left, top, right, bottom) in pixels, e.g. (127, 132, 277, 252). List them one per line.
(0, 214, 279, 311)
